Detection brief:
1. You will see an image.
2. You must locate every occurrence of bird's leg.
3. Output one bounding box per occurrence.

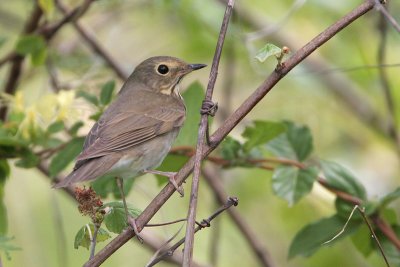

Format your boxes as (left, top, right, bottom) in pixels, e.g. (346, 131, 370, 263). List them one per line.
(143, 170, 184, 197)
(115, 177, 143, 243)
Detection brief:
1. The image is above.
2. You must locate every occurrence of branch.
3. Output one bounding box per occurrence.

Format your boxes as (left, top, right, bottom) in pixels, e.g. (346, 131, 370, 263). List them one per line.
(225, 0, 388, 140)
(0, 3, 43, 121)
(55, 0, 128, 80)
(84, 1, 378, 266)
(183, 1, 235, 265)
(147, 197, 238, 267)
(374, 0, 400, 33)
(202, 166, 276, 267)
(0, 0, 96, 121)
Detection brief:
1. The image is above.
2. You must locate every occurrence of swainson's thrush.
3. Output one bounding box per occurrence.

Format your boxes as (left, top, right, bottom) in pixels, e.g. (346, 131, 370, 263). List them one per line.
(54, 56, 206, 236)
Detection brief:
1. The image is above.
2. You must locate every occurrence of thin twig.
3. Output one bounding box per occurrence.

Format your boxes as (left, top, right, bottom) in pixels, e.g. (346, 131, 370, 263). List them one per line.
(183, 1, 235, 266)
(202, 166, 276, 267)
(323, 205, 390, 267)
(89, 224, 99, 260)
(147, 197, 239, 267)
(84, 2, 379, 266)
(374, 0, 400, 33)
(146, 219, 187, 227)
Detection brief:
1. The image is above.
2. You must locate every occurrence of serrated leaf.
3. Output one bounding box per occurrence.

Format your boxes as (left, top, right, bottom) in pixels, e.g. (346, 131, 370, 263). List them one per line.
(272, 166, 317, 206)
(242, 121, 286, 153)
(255, 43, 282, 63)
(220, 136, 242, 161)
(320, 160, 366, 200)
(47, 120, 65, 134)
(74, 224, 111, 250)
(267, 121, 313, 161)
(173, 82, 204, 146)
(76, 90, 99, 106)
(100, 80, 115, 106)
(49, 137, 85, 176)
(288, 215, 361, 259)
(103, 201, 141, 234)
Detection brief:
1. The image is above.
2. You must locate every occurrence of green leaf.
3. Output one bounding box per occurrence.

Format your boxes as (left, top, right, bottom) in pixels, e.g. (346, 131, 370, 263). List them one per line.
(272, 166, 318, 206)
(288, 214, 361, 259)
(47, 120, 65, 134)
(76, 90, 99, 106)
(378, 187, 400, 209)
(38, 0, 54, 15)
(100, 80, 115, 106)
(375, 224, 400, 266)
(155, 154, 188, 186)
(68, 121, 84, 136)
(31, 47, 47, 66)
(255, 43, 282, 63)
(242, 121, 286, 152)
(173, 82, 205, 146)
(0, 236, 21, 260)
(267, 121, 313, 161)
(0, 36, 7, 48)
(15, 35, 46, 55)
(74, 224, 111, 250)
(220, 136, 242, 161)
(15, 35, 47, 66)
(320, 160, 366, 200)
(91, 175, 135, 199)
(351, 224, 373, 257)
(15, 150, 39, 168)
(103, 201, 141, 234)
(49, 137, 85, 176)
(0, 160, 9, 234)
(0, 160, 10, 182)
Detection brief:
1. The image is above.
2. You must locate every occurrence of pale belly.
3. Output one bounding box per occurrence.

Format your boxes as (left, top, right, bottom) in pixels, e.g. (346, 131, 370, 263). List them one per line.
(106, 130, 179, 179)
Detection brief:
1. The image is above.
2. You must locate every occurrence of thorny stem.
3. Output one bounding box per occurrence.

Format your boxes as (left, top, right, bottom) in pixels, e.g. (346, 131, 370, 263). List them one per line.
(84, 2, 385, 266)
(182, 0, 235, 266)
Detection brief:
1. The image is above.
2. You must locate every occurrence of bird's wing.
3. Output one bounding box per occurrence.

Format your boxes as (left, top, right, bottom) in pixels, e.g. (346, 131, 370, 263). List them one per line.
(76, 106, 185, 162)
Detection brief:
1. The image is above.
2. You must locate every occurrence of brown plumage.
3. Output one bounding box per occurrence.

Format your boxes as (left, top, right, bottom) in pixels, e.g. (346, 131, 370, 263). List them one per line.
(54, 56, 206, 188)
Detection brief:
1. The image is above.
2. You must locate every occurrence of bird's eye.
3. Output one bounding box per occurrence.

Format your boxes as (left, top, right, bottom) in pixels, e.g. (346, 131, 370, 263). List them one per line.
(157, 64, 169, 75)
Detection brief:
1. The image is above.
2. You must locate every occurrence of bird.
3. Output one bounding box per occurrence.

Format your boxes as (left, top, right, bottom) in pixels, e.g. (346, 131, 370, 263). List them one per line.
(54, 56, 207, 237)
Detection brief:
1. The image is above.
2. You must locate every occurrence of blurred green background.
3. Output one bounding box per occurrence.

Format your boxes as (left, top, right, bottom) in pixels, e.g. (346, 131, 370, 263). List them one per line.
(1, 0, 400, 266)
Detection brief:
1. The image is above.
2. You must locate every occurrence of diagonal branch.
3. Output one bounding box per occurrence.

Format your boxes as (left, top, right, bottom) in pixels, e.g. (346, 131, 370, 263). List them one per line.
(183, 0, 235, 265)
(84, 1, 378, 266)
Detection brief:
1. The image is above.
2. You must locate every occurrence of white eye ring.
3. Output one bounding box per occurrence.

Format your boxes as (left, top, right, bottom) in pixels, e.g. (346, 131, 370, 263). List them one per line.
(157, 64, 169, 75)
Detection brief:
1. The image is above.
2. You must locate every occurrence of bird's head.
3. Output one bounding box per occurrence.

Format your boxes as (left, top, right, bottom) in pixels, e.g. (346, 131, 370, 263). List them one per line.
(128, 56, 206, 97)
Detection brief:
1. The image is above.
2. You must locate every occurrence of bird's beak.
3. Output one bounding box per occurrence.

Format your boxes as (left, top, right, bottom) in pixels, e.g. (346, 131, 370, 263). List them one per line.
(189, 63, 207, 71)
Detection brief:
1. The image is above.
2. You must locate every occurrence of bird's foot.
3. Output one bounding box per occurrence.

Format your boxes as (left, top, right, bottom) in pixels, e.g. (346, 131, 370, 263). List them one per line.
(144, 170, 184, 197)
(127, 216, 144, 243)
